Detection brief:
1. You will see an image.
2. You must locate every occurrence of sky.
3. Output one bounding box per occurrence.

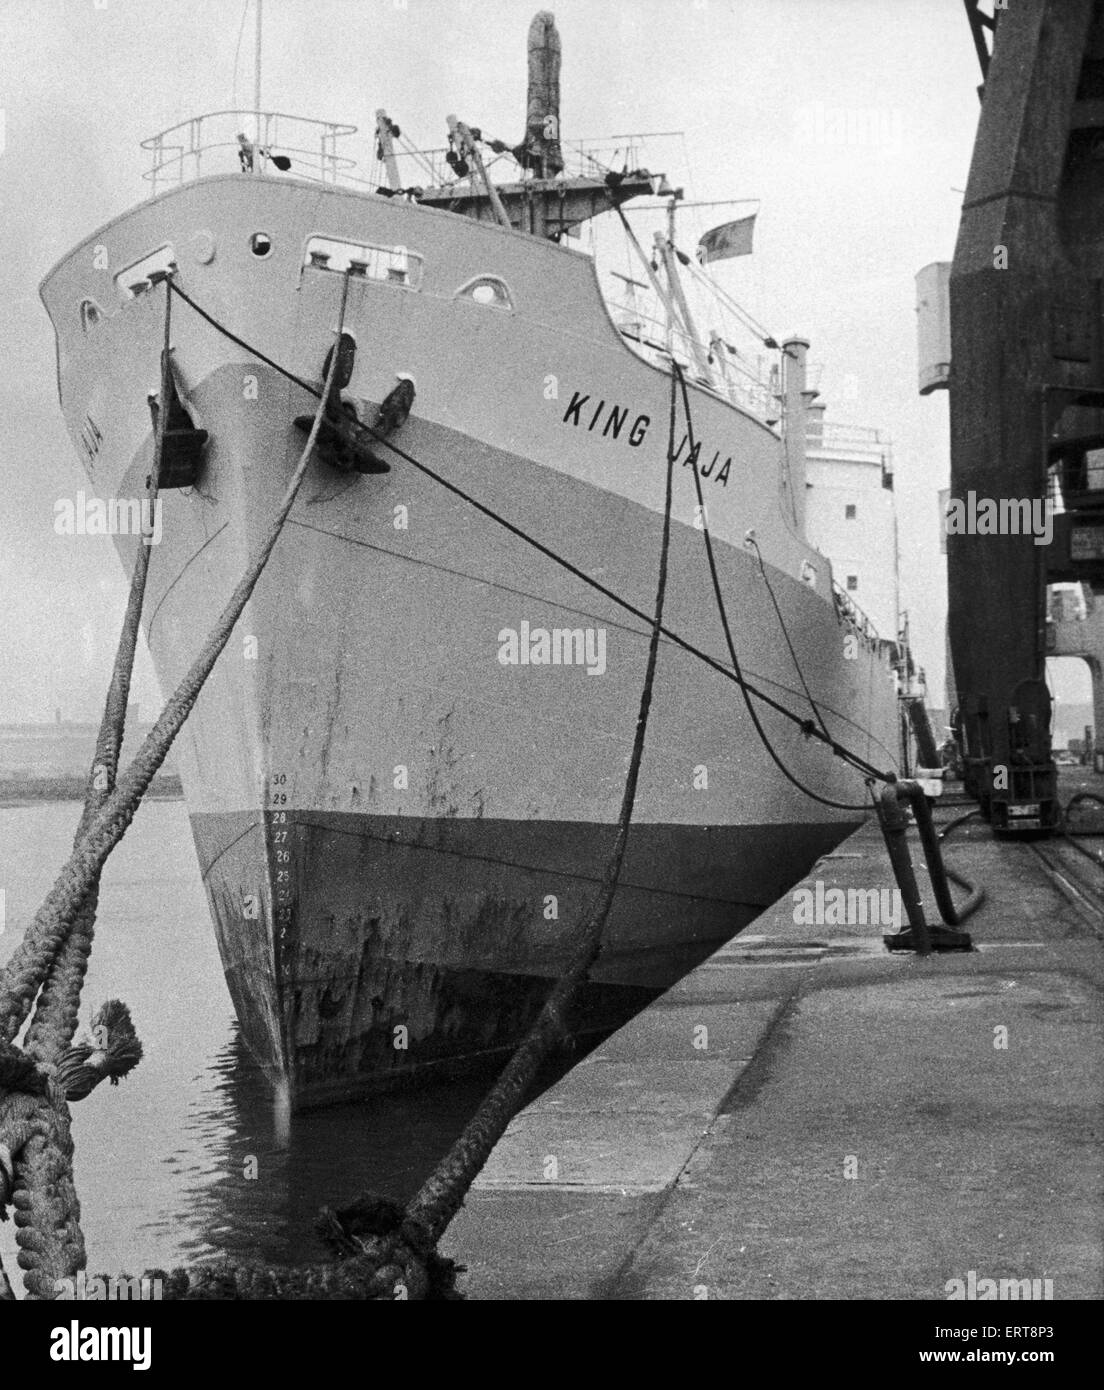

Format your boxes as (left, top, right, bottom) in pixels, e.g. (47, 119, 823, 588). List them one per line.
(0, 0, 1091, 722)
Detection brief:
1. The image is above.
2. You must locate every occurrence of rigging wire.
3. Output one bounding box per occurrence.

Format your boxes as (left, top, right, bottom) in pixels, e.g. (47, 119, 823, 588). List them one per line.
(397, 132, 440, 183)
(616, 204, 780, 423)
(618, 205, 779, 348)
(745, 533, 833, 744)
(165, 280, 895, 793)
(671, 361, 875, 811)
(681, 250, 779, 349)
(231, 0, 251, 111)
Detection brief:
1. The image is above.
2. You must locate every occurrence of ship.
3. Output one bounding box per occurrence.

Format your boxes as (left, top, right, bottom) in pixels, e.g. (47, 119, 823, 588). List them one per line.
(40, 10, 899, 1109)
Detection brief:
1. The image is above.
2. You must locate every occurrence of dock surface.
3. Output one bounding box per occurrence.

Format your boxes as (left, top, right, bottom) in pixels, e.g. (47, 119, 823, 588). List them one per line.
(446, 788, 1104, 1299)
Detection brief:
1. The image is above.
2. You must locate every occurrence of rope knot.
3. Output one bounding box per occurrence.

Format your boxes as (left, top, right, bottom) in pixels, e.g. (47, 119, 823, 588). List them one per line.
(54, 1000, 143, 1102)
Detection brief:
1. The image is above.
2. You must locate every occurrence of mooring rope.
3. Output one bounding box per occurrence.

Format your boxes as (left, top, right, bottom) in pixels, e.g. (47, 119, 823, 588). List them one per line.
(0, 273, 351, 1299)
(0, 275, 352, 1053)
(24, 287, 172, 1069)
(0, 285, 174, 1301)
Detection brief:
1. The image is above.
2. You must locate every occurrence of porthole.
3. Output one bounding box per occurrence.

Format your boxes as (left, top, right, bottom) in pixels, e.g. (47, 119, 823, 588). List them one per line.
(250, 232, 273, 258)
(456, 275, 513, 309)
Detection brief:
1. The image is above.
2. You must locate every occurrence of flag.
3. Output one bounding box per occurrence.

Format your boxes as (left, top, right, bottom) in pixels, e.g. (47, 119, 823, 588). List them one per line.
(697, 214, 756, 265)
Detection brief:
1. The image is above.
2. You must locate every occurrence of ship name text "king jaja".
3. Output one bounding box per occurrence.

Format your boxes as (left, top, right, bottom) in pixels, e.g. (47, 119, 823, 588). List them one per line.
(560, 389, 734, 486)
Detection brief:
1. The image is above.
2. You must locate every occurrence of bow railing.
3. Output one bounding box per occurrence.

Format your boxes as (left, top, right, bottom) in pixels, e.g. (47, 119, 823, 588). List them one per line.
(141, 110, 358, 196)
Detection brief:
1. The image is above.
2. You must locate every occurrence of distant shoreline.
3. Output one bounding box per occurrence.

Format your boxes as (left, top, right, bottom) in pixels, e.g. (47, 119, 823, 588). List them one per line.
(0, 774, 183, 808)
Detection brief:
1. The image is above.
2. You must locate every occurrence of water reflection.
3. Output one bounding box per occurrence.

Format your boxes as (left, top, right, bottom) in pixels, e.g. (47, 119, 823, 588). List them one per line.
(166, 1029, 509, 1269)
(0, 800, 617, 1282)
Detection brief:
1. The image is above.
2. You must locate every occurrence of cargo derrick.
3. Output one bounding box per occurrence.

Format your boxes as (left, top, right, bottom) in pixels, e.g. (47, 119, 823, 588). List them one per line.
(950, 0, 1104, 834)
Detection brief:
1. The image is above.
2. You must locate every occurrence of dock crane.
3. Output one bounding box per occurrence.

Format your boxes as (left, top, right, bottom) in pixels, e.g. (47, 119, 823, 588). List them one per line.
(947, 0, 1104, 833)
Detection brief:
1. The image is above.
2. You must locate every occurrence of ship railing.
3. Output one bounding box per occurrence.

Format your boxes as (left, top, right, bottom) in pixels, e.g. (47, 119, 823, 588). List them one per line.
(374, 142, 517, 192)
(706, 336, 779, 421)
(613, 302, 778, 423)
(811, 421, 892, 453)
(376, 133, 672, 192)
(139, 113, 676, 209)
(141, 110, 358, 197)
(816, 421, 889, 448)
(831, 580, 881, 645)
(809, 421, 895, 486)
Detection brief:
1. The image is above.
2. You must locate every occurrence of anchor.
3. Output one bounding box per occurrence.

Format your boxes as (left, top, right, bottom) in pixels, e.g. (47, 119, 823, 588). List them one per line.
(294, 334, 414, 475)
(147, 352, 209, 489)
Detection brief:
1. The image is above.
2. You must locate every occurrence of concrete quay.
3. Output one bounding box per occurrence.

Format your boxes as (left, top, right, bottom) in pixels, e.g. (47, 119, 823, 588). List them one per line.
(445, 804, 1104, 1300)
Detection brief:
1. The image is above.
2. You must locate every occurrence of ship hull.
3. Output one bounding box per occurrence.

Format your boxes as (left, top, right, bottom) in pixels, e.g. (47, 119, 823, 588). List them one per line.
(192, 810, 847, 1106)
(41, 175, 899, 1107)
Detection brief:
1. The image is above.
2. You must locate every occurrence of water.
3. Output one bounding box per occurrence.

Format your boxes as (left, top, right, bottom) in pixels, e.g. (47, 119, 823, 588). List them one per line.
(0, 799, 520, 1281)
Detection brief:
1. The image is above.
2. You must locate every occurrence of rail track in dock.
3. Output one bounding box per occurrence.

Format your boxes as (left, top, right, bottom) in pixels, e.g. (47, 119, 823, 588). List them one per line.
(1028, 825, 1104, 937)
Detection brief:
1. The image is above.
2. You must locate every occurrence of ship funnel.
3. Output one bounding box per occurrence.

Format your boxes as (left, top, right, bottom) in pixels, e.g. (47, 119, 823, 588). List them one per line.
(513, 11, 565, 177)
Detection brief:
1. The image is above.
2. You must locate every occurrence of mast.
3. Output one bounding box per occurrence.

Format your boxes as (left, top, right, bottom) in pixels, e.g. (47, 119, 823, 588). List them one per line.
(514, 10, 565, 176)
(418, 12, 671, 237)
(781, 336, 809, 531)
(657, 194, 712, 380)
(618, 213, 678, 333)
(254, 0, 262, 133)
